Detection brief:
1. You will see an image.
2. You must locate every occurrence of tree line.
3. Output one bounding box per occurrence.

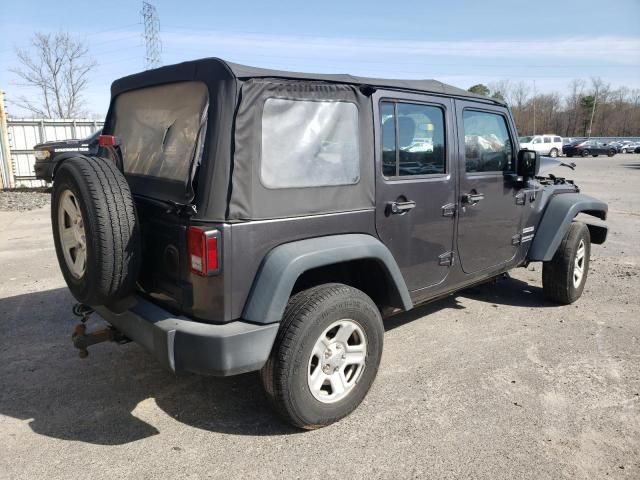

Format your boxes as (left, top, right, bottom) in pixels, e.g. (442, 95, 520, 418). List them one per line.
(468, 79, 640, 138)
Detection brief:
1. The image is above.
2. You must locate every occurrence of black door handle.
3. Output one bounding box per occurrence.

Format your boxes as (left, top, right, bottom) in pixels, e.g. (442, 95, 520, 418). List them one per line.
(388, 200, 416, 215)
(462, 192, 485, 205)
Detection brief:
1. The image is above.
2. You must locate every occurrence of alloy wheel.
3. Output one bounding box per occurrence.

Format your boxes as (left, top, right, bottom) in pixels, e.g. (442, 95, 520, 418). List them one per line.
(58, 189, 87, 279)
(307, 319, 367, 403)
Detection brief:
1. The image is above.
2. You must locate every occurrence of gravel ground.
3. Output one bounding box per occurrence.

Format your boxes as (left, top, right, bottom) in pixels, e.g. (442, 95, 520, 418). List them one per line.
(0, 155, 638, 479)
(0, 189, 51, 212)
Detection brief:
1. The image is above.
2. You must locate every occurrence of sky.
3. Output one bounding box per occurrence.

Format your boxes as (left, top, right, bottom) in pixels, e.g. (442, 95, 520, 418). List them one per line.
(1, 0, 639, 118)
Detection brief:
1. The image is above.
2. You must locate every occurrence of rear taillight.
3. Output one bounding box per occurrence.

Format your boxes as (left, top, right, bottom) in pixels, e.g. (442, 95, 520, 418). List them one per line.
(98, 135, 119, 147)
(187, 227, 220, 276)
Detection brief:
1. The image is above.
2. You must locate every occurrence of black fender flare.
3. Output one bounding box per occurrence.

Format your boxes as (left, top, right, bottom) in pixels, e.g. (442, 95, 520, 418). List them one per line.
(241, 234, 413, 324)
(51, 152, 87, 179)
(527, 193, 608, 262)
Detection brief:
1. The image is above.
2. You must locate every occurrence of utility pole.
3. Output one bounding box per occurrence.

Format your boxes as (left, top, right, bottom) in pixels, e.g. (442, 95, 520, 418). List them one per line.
(587, 89, 598, 138)
(0, 90, 14, 189)
(141, 1, 162, 70)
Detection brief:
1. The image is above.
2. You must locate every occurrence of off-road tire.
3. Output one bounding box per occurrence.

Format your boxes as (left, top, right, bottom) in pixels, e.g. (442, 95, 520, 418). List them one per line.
(52, 156, 140, 306)
(542, 222, 591, 305)
(260, 283, 384, 429)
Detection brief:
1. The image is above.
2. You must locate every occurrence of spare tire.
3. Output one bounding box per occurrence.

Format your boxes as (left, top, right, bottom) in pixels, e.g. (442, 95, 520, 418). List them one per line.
(51, 156, 141, 306)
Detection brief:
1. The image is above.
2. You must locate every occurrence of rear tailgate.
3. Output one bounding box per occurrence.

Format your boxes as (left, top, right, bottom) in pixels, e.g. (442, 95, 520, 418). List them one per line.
(134, 200, 230, 323)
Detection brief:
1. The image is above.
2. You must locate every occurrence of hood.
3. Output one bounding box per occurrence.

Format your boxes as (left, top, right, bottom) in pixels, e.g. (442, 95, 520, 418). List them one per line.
(538, 156, 576, 176)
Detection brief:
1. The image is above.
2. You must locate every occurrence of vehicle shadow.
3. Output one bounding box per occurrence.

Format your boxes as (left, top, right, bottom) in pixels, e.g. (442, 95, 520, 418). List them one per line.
(622, 163, 640, 169)
(457, 273, 552, 308)
(0, 287, 299, 446)
(0, 276, 551, 445)
(386, 273, 552, 331)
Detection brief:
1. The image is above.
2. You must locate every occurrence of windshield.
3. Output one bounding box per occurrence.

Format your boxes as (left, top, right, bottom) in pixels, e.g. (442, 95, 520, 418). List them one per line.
(519, 136, 533, 143)
(113, 81, 209, 182)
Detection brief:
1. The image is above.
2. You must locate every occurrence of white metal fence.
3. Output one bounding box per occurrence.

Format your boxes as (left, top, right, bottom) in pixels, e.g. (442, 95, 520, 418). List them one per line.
(2, 118, 103, 188)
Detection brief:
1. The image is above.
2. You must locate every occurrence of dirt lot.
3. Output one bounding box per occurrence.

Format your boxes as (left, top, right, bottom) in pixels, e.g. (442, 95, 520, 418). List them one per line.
(1, 155, 639, 480)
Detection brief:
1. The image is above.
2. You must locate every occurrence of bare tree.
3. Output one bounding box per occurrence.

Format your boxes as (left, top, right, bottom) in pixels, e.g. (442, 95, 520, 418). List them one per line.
(488, 80, 514, 104)
(10, 32, 96, 118)
(565, 79, 585, 137)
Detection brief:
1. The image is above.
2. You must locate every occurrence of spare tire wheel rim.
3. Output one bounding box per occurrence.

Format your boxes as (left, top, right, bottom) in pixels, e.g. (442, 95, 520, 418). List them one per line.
(307, 319, 367, 404)
(58, 189, 87, 279)
(573, 239, 586, 288)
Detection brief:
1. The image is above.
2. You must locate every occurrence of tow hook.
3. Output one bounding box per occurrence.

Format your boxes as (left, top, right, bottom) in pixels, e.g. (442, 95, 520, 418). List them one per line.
(71, 303, 128, 358)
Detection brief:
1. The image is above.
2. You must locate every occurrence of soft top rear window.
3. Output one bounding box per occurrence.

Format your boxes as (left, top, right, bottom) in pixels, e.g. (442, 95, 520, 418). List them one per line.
(113, 81, 209, 183)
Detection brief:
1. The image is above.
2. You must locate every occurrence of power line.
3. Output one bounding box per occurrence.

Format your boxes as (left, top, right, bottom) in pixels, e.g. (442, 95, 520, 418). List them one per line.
(141, 1, 162, 70)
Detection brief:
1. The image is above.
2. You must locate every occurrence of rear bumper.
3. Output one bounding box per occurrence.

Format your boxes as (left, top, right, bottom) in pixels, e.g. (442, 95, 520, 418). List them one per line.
(95, 297, 279, 376)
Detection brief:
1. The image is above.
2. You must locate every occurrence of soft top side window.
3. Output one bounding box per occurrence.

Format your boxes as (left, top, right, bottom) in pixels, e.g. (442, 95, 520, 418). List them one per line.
(260, 98, 360, 189)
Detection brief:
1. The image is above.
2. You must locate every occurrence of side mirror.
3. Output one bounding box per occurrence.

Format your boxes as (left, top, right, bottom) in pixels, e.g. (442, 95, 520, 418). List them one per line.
(517, 149, 540, 178)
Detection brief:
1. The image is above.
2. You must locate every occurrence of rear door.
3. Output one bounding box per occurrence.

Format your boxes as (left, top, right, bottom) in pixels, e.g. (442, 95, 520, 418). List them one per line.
(454, 101, 526, 274)
(374, 91, 456, 291)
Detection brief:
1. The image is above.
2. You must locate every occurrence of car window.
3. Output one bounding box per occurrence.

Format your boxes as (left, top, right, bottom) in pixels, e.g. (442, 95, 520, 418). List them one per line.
(113, 81, 209, 182)
(519, 136, 533, 143)
(532, 137, 541, 144)
(554, 136, 561, 142)
(462, 110, 513, 173)
(380, 101, 446, 177)
(544, 137, 551, 143)
(381, 102, 396, 177)
(261, 98, 360, 188)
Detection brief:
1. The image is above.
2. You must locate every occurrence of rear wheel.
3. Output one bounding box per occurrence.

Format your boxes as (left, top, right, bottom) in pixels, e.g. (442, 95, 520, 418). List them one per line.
(549, 148, 559, 158)
(607, 149, 615, 157)
(542, 222, 591, 305)
(52, 156, 140, 306)
(260, 283, 384, 429)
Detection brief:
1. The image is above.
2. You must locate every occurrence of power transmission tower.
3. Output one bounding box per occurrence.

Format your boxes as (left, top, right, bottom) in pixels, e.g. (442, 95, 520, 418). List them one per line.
(141, 1, 162, 69)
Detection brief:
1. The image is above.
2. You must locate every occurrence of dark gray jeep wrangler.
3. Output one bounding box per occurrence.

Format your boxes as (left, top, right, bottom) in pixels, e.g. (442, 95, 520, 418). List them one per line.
(51, 58, 608, 429)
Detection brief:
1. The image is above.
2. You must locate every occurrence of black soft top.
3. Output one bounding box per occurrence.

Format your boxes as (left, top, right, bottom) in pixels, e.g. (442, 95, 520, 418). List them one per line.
(110, 57, 502, 104)
(107, 58, 506, 221)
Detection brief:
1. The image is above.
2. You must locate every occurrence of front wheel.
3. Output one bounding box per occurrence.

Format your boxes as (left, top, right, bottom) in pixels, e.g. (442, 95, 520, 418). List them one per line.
(260, 283, 384, 429)
(581, 150, 590, 157)
(549, 148, 559, 158)
(542, 222, 591, 305)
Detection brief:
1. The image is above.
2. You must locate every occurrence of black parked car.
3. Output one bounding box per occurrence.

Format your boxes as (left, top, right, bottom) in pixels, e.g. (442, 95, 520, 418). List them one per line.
(562, 139, 616, 157)
(33, 129, 101, 182)
(51, 58, 608, 429)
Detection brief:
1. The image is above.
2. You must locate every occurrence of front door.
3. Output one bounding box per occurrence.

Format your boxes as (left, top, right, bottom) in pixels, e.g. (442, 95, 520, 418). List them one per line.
(455, 101, 526, 274)
(374, 91, 456, 291)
